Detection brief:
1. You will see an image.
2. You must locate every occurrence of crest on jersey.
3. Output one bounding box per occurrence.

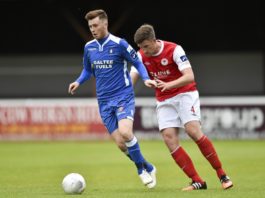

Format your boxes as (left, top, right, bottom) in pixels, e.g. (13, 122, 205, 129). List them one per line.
(109, 48, 113, 54)
(127, 45, 137, 60)
(161, 58, 168, 66)
(129, 50, 137, 59)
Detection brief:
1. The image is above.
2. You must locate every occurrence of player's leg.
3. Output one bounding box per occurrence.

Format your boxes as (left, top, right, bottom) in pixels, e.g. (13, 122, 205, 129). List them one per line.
(98, 100, 154, 187)
(110, 119, 156, 185)
(110, 122, 145, 164)
(115, 94, 156, 188)
(185, 121, 233, 189)
(117, 119, 150, 171)
(180, 91, 233, 190)
(156, 97, 206, 191)
(98, 100, 139, 163)
(118, 118, 155, 187)
(161, 127, 206, 190)
(98, 99, 129, 156)
(110, 129, 130, 155)
(185, 120, 224, 175)
(111, 127, 157, 188)
(110, 129, 144, 175)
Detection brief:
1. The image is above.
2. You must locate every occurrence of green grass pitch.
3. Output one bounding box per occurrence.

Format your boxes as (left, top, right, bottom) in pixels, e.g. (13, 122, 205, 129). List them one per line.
(0, 140, 264, 198)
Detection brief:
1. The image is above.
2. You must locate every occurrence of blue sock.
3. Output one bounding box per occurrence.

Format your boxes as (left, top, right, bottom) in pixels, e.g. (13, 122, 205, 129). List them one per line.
(143, 161, 154, 172)
(125, 151, 153, 172)
(124, 150, 154, 173)
(125, 136, 147, 174)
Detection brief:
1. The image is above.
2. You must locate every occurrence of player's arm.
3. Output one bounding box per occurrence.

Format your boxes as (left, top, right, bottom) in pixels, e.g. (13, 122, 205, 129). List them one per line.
(120, 40, 156, 88)
(68, 47, 92, 95)
(156, 67, 194, 92)
(130, 66, 140, 86)
(132, 60, 156, 88)
(156, 45, 194, 92)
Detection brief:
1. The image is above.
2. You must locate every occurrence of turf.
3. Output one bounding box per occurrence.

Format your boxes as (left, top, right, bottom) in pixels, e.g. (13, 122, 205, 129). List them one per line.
(0, 140, 264, 198)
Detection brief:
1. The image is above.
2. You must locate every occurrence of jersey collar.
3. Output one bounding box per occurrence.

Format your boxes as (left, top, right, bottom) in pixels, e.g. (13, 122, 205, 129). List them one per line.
(95, 34, 111, 52)
(152, 40, 164, 56)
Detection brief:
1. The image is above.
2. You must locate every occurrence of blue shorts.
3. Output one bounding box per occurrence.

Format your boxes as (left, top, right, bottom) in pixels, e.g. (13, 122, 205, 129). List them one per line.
(98, 94, 135, 134)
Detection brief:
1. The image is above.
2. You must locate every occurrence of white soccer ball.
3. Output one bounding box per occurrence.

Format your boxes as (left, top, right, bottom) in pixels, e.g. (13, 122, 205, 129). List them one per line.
(62, 173, 86, 194)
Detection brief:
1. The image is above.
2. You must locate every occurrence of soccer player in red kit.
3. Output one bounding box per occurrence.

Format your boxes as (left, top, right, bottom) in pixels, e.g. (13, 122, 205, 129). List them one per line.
(130, 24, 233, 191)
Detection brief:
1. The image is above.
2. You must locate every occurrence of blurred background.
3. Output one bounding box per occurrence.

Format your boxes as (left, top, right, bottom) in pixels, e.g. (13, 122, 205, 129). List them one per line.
(0, 0, 263, 98)
(0, 2, 264, 196)
(0, 0, 264, 140)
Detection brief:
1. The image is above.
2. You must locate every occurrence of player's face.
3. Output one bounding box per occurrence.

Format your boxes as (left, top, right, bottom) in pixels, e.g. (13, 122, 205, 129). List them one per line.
(88, 17, 108, 40)
(138, 39, 157, 57)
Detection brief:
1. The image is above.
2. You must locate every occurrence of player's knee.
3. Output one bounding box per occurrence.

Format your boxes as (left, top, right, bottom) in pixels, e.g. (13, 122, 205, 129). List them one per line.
(119, 129, 133, 141)
(162, 132, 174, 142)
(163, 134, 179, 145)
(185, 121, 203, 141)
(118, 123, 133, 141)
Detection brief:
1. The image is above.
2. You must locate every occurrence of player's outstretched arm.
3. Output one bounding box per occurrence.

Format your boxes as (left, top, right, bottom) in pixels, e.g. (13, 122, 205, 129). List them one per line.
(68, 82, 80, 95)
(144, 79, 157, 88)
(130, 67, 140, 86)
(156, 68, 194, 92)
(130, 66, 156, 88)
(69, 68, 91, 95)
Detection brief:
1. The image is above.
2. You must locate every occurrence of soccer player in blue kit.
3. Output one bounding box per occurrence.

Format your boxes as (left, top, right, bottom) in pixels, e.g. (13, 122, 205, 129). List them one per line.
(68, 9, 157, 188)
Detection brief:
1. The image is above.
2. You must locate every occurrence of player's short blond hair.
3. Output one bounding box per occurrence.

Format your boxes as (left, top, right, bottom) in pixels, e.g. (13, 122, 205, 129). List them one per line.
(134, 24, 156, 44)
(85, 9, 108, 21)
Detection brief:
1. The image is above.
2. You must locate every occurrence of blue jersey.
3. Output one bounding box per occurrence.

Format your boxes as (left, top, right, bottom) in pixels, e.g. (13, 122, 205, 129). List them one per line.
(76, 34, 150, 101)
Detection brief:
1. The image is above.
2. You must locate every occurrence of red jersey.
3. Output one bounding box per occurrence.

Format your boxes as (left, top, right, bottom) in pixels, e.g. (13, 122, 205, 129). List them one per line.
(138, 40, 197, 101)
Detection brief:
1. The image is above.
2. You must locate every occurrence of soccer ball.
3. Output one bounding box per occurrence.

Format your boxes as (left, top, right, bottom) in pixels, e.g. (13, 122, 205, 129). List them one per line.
(62, 173, 86, 194)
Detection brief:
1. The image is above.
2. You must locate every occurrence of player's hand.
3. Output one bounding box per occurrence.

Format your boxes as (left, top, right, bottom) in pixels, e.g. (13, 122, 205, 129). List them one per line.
(68, 82, 80, 95)
(155, 79, 171, 92)
(144, 79, 157, 88)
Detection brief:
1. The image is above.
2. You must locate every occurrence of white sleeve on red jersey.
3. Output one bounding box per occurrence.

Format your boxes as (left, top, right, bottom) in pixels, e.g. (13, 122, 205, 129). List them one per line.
(173, 45, 192, 71)
(130, 52, 142, 74)
(137, 51, 143, 62)
(130, 65, 138, 73)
